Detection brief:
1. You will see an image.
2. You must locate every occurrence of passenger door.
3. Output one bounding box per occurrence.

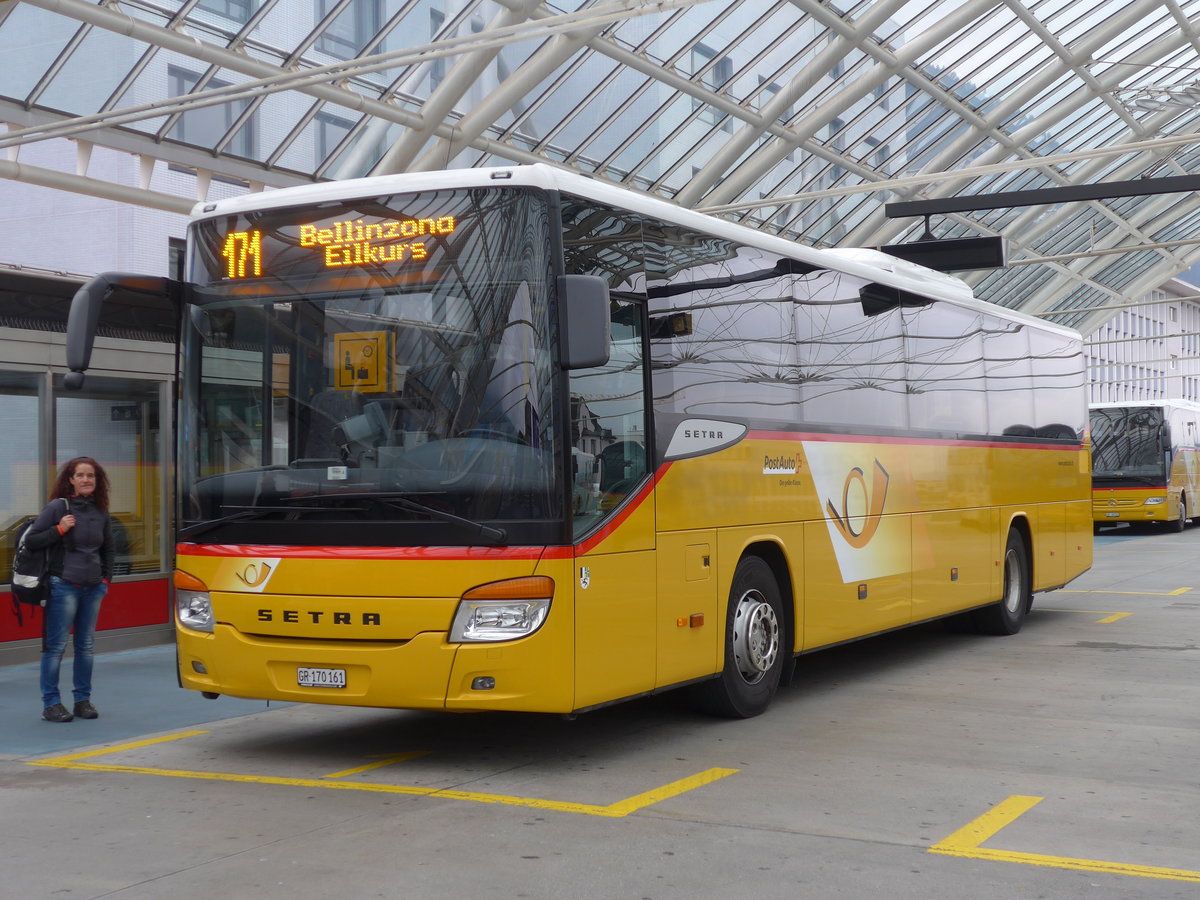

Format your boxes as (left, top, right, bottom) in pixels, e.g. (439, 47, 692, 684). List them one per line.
(568, 297, 656, 709)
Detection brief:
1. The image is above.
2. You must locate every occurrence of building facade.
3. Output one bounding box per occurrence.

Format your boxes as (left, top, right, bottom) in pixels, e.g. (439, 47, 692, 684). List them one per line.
(1084, 278, 1200, 406)
(0, 266, 176, 662)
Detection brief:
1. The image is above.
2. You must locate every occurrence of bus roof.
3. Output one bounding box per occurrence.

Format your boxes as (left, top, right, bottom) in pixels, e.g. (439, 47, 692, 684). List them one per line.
(1090, 399, 1200, 413)
(191, 164, 1077, 339)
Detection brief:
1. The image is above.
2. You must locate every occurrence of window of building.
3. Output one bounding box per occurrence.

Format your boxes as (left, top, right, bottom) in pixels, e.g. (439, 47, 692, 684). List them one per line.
(316, 0, 383, 59)
(169, 238, 186, 282)
(167, 66, 256, 158)
(691, 43, 733, 128)
(56, 379, 165, 576)
(3, 373, 170, 621)
(0, 373, 43, 585)
(196, 0, 255, 23)
(430, 8, 447, 90)
(315, 110, 354, 167)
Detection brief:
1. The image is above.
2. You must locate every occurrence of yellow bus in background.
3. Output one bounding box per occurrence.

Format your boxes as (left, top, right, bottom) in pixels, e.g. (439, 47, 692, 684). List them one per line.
(1091, 400, 1200, 532)
(65, 166, 1093, 718)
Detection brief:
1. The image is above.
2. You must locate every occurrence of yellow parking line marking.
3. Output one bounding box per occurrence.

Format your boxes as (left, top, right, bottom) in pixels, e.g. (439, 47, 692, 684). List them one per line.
(599, 766, 738, 817)
(323, 752, 430, 778)
(28, 734, 737, 818)
(1057, 586, 1191, 596)
(931, 795, 1200, 883)
(37, 730, 210, 761)
(932, 794, 1042, 849)
(1040, 608, 1132, 623)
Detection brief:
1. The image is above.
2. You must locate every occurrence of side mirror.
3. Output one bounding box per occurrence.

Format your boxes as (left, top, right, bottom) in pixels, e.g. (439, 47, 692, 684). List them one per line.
(65, 274, 180, 390)
(559, 275, 610, 370)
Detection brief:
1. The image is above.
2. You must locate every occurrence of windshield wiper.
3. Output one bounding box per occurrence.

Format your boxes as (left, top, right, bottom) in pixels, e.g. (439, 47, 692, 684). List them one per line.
(1093, 473, 1162, 486)
(379, 494, 508, 545)
(247, 491, 508, 545)
(287, 491, 506, 544)
(178, 502, 368, 540)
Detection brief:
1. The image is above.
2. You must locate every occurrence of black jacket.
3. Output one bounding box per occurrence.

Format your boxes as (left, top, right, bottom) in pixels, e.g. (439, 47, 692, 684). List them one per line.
(25, 495, 114, 586)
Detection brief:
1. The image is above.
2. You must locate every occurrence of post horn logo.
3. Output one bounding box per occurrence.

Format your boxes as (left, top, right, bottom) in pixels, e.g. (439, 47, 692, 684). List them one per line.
(235, 561, 273, 588)
(826, 459, 890, 549)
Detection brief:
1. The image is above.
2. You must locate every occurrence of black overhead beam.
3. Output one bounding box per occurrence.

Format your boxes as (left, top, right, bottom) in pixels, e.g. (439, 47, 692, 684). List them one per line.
(885, 173, 1200, 218)
(879, 235, 1007, 271)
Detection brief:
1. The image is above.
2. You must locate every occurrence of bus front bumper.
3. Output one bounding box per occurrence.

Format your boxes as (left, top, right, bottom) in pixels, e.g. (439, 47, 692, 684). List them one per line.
(1093, 497, 1169, 523)
(176, 624, 574, 713)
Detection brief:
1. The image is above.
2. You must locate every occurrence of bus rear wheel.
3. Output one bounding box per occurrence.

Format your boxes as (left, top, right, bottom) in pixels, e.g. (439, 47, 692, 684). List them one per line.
(973, 528, 1030, 635)
(692, 556, 785, 718)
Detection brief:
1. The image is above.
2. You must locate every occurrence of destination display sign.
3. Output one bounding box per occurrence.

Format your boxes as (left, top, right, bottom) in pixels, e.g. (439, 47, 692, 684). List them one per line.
(188, 187, 544, 291)
(211, 215, 459, 281)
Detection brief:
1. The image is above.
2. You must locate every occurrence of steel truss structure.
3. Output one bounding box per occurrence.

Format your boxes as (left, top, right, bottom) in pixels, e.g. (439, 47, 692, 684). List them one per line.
(4, 0, 1200, 333)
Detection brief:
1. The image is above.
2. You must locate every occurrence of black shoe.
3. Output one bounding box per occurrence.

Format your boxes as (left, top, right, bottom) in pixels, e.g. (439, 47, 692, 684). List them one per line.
(42, 703, 74, 723)
(73, 700, 99, 719)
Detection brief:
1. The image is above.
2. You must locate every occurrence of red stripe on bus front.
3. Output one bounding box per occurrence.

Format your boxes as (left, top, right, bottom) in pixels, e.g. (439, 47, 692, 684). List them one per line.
(177, 544, 549, 561)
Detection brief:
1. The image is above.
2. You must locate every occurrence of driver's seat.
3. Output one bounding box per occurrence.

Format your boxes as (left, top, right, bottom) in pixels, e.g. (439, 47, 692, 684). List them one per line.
(304, 389, 365, 460)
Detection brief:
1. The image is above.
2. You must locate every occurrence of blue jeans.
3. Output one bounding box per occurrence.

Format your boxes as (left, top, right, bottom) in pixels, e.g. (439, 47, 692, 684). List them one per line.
(40, 576, 107, 707)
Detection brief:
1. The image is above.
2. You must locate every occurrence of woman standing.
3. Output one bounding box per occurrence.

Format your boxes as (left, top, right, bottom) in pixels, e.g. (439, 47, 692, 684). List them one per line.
(25, 457, 114, 723)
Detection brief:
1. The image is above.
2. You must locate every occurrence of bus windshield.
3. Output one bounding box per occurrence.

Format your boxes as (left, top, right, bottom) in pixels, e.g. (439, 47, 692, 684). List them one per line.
(1090, 406, 1166, 481)
(180, 187, 563, 546)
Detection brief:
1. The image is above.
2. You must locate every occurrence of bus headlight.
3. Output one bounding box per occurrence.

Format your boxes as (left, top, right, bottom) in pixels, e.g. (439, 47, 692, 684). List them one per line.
(450, 576, 553, 642)
(1143, 497, 1166, 505)
(175, 570, 214, 633)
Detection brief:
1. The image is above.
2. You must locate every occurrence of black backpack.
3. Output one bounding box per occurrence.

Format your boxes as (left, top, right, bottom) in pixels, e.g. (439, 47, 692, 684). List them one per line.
(10, 499, 65, 626)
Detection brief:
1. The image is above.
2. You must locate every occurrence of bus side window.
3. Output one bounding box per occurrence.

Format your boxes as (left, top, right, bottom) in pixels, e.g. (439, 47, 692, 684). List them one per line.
(598, 440, 647, 494)
(569, 298, 648, 537)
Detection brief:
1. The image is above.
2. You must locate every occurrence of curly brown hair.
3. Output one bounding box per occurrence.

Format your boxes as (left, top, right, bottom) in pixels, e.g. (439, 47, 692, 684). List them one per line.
(51, 457, 110, 511)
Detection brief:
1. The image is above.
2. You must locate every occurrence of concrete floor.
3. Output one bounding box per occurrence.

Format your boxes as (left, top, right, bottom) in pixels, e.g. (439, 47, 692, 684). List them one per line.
(2, 521, 1198, 899)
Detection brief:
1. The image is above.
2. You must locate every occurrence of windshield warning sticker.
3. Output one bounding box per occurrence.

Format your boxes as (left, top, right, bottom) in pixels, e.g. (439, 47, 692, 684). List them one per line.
(333, 331, 391, 392)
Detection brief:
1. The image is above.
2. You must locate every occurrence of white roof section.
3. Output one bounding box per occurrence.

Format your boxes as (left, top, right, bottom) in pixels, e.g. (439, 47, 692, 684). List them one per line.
(195, 161, 1089, 337)
(1090, 399, 1200, 412)
(194, 161, 984, 300)
(4, 0, 1200, 335)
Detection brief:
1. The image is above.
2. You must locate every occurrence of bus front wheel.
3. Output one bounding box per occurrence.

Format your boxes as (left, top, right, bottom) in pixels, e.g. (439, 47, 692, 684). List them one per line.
(1173, 496, 1187, 533)
(973, 528, 1030, 636)
(692, 556, 785, 718)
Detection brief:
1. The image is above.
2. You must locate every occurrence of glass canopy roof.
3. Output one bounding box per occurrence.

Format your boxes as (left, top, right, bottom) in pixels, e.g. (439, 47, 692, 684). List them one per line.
(4, 0, 1200, 334)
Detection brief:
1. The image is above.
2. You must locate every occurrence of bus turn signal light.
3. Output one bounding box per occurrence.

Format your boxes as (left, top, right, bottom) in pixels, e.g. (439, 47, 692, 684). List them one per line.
(462, 576, 554, 601)
(174, 570, 208, 592)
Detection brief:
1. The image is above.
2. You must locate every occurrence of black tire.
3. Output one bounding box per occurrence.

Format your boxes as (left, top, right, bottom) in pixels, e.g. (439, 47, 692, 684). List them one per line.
(1174, 496, 1187, 533)
(692, 556, 786, 718)
(973, 528, 1030, 635)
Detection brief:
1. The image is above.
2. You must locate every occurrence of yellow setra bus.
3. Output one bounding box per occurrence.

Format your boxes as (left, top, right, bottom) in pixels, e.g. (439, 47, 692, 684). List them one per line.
(1091, 400, 1200, 531)
(65, 165, 1092, 717)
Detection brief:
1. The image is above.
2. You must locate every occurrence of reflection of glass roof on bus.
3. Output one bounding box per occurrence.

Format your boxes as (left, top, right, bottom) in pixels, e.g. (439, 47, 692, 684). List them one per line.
(3, 0, 1200, 336)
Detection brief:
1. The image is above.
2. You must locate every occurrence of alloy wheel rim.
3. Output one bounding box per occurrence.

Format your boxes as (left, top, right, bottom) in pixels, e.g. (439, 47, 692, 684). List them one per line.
(732, 589, 779, 684)
(1003, 547, 1023, 614)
